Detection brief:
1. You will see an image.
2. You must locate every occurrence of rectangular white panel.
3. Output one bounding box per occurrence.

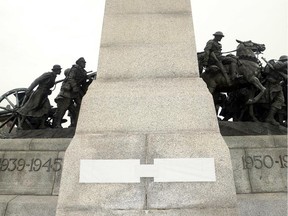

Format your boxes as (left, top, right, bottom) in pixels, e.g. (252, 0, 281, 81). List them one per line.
(154, 158, 216, 182)
(79, 159, 140, 183)
(79, 158, 216, 183)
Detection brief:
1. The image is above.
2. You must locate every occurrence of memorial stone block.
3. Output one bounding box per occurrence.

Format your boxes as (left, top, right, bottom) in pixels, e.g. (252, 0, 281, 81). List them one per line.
(56, 0, 238, 215)
(229, 149, 251, 193)
(0, 151, 61, 195)
(246, 148, 287, 192)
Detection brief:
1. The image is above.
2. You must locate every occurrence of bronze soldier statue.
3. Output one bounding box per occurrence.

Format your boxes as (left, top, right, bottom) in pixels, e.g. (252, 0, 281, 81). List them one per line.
(17, 65, 62, 129)
(202, 31, 237, 85)
(53, 57, 93, 128)
(262, 55, 287, 125)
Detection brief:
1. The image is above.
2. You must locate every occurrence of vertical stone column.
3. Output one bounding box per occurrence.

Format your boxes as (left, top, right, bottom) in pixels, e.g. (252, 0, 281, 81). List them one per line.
(56, 0, 239, 215)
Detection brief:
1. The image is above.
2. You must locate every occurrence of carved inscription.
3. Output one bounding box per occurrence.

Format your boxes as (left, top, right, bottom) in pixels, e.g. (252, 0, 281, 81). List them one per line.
(242, 155, 287, 169)
(0, 158, 63, 172)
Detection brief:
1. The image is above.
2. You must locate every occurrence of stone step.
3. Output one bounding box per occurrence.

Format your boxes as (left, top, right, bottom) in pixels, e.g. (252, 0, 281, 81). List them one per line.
(0, 195, 57, 216)
(0, 194, 285, 216)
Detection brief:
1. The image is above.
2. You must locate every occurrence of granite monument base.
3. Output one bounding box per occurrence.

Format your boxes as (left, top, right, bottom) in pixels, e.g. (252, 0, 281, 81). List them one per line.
(0, 126, 286, 215)
(56, 79, 238, 215)
(56, 133, 238, 216)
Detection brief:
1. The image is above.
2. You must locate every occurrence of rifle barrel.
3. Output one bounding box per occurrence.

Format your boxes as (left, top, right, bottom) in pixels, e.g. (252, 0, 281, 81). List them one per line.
(261, 57, 275, 70)
(54, 71, 97, 85)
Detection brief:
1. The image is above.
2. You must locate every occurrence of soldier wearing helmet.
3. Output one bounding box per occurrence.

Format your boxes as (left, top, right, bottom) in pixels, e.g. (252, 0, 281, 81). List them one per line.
(279, 55, 288, 61)
(202, 31, 237, 86)
(53, 57, 93, 128)
(17, 64, 62, 129)
(262, 55, 287, 125)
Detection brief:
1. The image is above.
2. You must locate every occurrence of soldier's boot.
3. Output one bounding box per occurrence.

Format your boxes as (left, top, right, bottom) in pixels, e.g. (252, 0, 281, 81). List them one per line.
(70, 113, 79, 128)
(52, 114, 63, 128)
(68, 108, 77, 128)
(38, 116, 47, 129)
(265, 107, 280, 126)
(69, 103, 81, 128)
(69, 116, 76, 128)
(53, 121, 63, 128)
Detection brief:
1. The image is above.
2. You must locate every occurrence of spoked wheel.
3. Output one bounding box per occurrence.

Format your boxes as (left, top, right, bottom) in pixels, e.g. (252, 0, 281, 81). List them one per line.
(0, 88, 33, 133)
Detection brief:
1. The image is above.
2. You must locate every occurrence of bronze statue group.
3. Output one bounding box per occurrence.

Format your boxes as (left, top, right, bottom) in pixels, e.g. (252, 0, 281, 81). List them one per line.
(198, 31, 287, 127)
(10, 31, 288, 130)
(16, 57, 95, 130)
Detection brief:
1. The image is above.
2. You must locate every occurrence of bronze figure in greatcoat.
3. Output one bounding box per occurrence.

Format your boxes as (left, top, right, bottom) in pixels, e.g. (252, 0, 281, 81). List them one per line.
(17, 64, 62, 129)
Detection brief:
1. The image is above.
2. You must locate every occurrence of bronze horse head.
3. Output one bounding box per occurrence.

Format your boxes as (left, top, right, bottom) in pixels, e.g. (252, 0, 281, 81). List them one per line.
(236, 39, 266, 57)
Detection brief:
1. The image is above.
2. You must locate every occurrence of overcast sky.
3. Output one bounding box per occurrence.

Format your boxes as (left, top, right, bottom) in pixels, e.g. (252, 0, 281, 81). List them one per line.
(0, 0, 287, 102)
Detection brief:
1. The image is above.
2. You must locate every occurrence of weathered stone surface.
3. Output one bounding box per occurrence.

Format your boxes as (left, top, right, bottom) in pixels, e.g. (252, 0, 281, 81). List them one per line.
(77, 79, 218, 134)
(229, 149, 251, 193)
(102, 14, 193, 45)
(0, 151, 59, 195)
(237, 193, 287, 216)
(273, 135, 288, 147)
(98, 0, 198, 79)
(5, 195, 58, 216)
(30, 138, 71, 151)
(224, 136, 275, 149)
(0, 131, 286, 216)
(105, 0, 192, 14)
(0, 138, 71, 151)
(52, 151, 65, 195)
(0, 195, 16, 216)
(0, 132, 285, 216)
(246, 148, 287, 192)
(98, 45, 197, 80)
(225, 135, 287, 194)
(57, 208, 238, 216)
(56, 134, 147, 211)
(146, 133, 237, 209)
(1, 193, 286, 216)
(0, 139, 30, 150)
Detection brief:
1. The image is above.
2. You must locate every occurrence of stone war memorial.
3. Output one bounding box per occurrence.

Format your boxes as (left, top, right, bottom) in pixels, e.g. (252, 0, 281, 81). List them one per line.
(0, 0, 287, 216)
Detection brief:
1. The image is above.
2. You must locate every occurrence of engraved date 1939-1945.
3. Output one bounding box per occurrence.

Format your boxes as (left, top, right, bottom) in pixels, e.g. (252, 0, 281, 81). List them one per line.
(0, 158, 62, 172)
(242, 155, 287, 169)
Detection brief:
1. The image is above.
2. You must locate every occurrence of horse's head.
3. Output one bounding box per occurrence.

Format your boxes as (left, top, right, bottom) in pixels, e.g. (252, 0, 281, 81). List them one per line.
(236, 40, 266, 57)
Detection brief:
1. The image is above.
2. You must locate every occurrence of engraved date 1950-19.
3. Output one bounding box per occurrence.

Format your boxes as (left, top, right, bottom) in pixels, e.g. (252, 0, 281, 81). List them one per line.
(242, 155, 287, 169)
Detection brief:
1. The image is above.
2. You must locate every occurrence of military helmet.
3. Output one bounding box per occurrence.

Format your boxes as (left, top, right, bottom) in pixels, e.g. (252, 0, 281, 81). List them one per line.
(52, 64, 62, 71)
(278, 55, 288, 61)
(213, 31, 225, 37)
(76, 57, 86, 64)
(64, 68, 71, 77)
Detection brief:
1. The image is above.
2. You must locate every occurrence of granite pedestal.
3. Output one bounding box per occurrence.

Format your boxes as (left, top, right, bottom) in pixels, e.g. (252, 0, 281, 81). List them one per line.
(56, 0, 238, 215)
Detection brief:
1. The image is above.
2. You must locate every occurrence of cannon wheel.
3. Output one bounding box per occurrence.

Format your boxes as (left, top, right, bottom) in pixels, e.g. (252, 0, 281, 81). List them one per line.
(0, 88, 34, 132)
